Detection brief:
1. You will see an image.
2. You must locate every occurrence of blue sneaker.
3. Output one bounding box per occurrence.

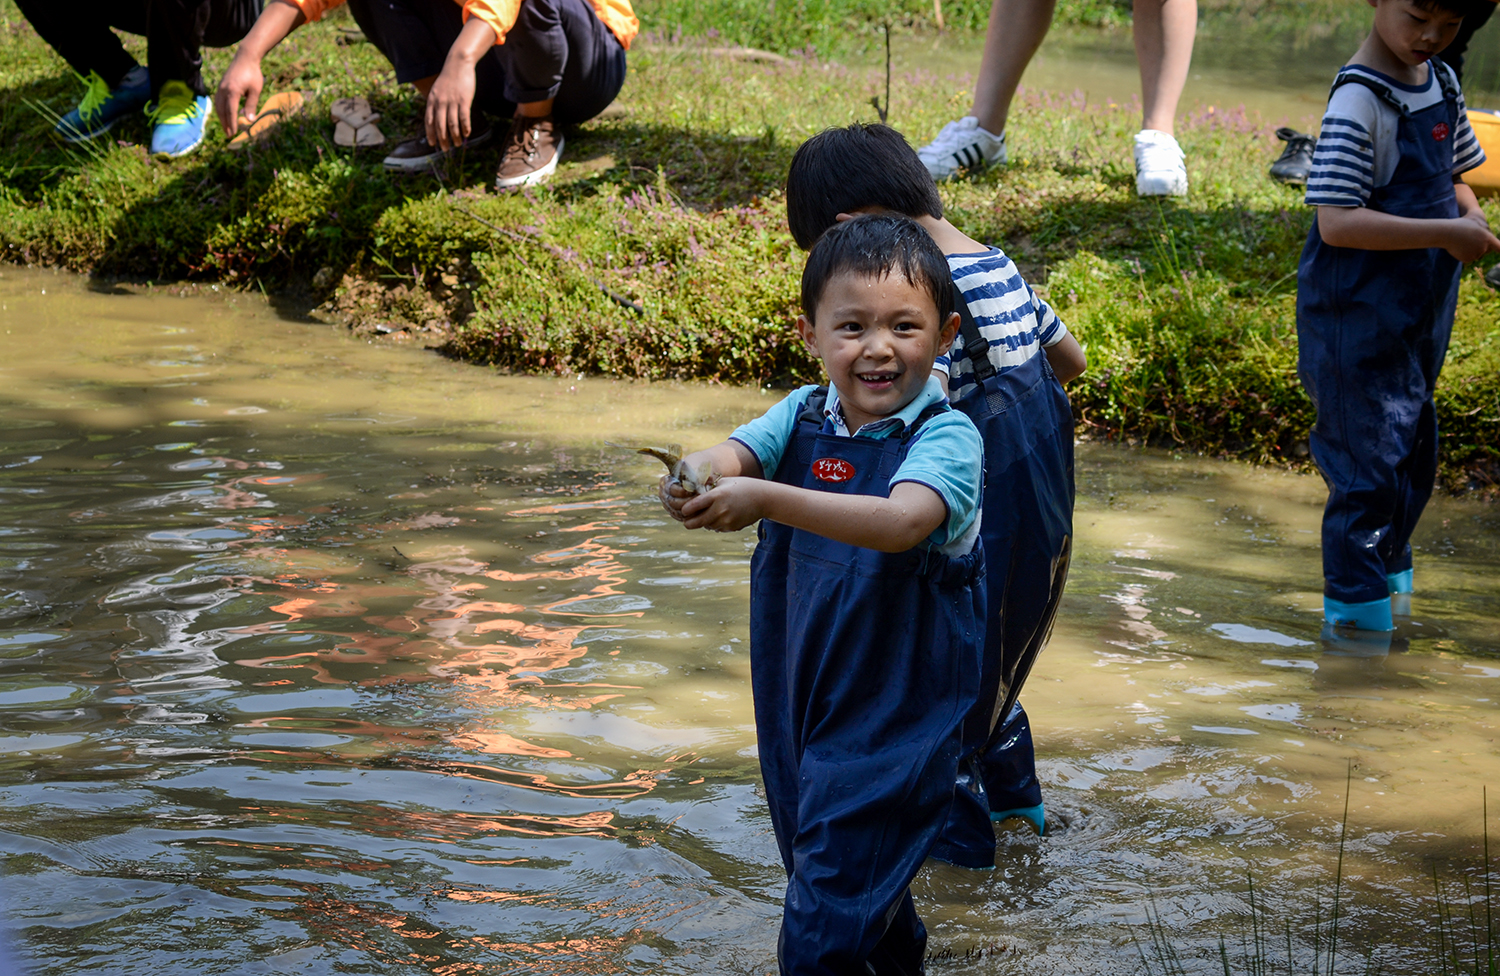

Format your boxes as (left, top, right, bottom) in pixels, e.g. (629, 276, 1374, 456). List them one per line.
(991, 802, 1046, 836)
(148, 81, 212, 159)
(55, 67, 150, 143)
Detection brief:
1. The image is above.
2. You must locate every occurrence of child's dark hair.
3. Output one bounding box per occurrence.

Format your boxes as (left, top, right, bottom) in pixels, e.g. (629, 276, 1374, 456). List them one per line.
(800, 213, 954, 326)
(1415, 0, 1489, 19)
(786, 124, 944, 250)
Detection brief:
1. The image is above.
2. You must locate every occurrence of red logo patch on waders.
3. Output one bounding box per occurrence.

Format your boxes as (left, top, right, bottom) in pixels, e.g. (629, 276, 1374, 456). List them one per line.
(811, 458, 856, 483)
(1433, 122, 1450, 141)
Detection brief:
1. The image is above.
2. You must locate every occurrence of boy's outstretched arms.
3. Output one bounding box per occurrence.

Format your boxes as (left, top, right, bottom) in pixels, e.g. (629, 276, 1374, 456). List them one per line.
(680, 479, 948, 553)
(658, 439, 949, 552)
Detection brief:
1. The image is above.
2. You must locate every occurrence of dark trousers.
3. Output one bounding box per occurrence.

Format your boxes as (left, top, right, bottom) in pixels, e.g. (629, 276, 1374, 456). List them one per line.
(348, 0, 625, 124)
(13, 0, 260, 97)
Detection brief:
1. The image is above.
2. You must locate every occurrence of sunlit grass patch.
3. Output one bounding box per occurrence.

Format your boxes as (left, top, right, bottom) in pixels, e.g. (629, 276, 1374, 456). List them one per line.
(0, 0, 1495, 490)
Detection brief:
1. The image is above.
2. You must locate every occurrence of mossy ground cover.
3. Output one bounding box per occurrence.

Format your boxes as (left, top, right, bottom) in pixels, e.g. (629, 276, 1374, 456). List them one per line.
(0, 0, 1497, 491)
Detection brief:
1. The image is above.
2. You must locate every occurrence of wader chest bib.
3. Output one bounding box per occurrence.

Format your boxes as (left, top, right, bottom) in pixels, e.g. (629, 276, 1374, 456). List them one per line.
(750, 391, 985, 976)
(1296, 63, 1462, 611)
(933, 289, 1075, 868)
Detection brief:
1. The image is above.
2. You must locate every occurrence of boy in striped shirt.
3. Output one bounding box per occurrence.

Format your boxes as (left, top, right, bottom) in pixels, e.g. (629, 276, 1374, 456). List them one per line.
(785, 123, 1085, 869)
(1298, 0, 1499, 636)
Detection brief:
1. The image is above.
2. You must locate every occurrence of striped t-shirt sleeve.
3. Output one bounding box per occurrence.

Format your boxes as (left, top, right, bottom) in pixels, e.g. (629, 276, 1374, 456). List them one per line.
(1453, 91, 1487, 175)
(1305, 113, 1376, 207)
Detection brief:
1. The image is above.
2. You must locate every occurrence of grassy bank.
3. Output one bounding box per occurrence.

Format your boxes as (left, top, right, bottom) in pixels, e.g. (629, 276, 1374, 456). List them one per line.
(0, 2, 1496, 492)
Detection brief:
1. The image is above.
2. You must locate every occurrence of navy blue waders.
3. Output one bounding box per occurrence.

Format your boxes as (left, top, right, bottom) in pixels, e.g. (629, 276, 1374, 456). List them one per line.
(931, 287, 1075, 869)
(750, 390, 985, 976)
(1296, 62, 1463, 632)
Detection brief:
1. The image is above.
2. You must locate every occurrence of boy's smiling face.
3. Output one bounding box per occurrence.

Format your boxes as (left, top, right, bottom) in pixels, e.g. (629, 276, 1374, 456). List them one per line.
(1369, 0, 1465, 68)
(796, 271, 959, 432)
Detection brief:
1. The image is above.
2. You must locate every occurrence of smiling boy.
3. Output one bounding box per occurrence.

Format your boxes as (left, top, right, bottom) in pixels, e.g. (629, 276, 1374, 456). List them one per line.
(661, 213, 985, 973)
(1298, 0, 1500, 637)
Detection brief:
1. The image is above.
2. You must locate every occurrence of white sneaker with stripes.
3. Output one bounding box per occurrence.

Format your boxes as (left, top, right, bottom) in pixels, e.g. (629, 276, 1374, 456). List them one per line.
(917, 116, 1007, 181)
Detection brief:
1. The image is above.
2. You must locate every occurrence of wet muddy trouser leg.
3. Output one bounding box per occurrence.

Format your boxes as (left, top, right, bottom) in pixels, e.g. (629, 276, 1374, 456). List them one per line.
(751, 412, 985, 975)
(933, 352, 1074, 868)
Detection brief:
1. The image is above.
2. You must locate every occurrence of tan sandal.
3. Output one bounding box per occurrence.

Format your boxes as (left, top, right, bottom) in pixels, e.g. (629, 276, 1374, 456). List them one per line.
(331, 96, 385, 147)
(227, 91, 306, 149)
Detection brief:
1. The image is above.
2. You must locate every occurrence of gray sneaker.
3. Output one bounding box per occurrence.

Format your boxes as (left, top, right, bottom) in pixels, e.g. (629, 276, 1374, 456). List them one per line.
(382, 120, 493, 173)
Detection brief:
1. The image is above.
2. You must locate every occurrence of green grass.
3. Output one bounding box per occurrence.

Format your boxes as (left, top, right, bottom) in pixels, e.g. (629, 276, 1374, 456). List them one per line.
(0, 1, 1497, 491)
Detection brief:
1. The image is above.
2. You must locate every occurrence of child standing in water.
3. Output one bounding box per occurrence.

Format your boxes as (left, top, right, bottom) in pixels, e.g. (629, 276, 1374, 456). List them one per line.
(783, 123, 1081, 869)
(662, 214, 985, 973)
(1299, 0, 1499, 635)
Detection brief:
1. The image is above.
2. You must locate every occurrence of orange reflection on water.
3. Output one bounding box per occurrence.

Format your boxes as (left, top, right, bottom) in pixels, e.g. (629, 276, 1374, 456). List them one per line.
(449, 732, 571, 758)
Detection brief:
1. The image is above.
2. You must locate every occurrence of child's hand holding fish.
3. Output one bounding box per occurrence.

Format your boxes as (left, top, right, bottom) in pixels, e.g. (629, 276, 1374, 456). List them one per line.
(638, 441, 767, 530)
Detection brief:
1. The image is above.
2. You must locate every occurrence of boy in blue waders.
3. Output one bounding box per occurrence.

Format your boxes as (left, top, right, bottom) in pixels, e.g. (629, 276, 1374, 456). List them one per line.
(783, 123, 1084, 870)
(661, 213, 986, 973)
(1299, 0, 1499, 639)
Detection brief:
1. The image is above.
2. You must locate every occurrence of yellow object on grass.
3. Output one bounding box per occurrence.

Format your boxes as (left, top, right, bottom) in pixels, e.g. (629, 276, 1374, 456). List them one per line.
(1467, 109, 1500, 197)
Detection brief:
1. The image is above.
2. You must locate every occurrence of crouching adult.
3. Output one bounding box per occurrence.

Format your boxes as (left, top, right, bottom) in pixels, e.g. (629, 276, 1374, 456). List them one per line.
(217, 0, 634, 186)
(17, 0, 261, 157)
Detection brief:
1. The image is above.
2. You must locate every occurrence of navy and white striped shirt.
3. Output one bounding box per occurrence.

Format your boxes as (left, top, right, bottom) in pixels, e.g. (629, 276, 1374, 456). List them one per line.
(933, 247, 1069, 399)
(1306, 61, 1485, 208)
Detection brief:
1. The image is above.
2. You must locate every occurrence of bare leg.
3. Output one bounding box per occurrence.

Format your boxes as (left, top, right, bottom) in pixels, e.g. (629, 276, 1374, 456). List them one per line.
(971, 0, 1057, 135)
(1133, 0, 1196, 135)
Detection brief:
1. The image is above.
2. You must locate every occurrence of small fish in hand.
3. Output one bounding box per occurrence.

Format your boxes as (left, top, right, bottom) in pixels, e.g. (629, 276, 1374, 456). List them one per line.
(636, 444, 717, 495)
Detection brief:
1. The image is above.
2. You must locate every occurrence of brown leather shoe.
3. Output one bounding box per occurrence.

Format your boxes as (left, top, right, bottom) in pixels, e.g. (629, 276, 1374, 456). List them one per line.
(381, 120, 493, 174)
(495, 114, 563, 188)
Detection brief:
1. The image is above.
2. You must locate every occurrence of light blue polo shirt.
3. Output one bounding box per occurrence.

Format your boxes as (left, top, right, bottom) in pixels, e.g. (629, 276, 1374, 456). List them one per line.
(729, 377, 983, 553)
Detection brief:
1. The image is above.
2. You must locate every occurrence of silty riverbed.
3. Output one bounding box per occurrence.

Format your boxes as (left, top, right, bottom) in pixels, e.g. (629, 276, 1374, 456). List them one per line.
(1, 267, 1498, 974)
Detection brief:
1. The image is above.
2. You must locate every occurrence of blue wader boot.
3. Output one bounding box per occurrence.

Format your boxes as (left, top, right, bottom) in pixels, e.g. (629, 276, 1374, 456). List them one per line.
(750, 390, 986, 976)
(931, 288, 1075, 868)
(1296, 62, 1464, 634)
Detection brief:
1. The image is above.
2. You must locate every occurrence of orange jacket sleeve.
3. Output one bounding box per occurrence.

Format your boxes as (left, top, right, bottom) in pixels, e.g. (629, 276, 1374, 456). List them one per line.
(462, 0, 638, 50)
(287, 0, 636, 51)
(282, 0, 346, 23)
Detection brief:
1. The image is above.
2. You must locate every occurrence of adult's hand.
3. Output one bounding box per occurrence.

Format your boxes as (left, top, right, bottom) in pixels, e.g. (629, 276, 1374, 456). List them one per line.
(214, 0, 306, 138)
(425, 60, 478, 150)
(426, 17, 497, 151)
(217, 55, 265, 137)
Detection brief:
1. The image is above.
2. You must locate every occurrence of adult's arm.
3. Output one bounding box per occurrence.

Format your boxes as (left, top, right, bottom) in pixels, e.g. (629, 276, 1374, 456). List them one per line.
(426, 16, 500, 151)
(215, 0, 308, 137)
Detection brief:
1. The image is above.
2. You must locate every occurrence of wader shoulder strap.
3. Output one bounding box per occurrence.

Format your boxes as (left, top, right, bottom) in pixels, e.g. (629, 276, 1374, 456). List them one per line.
(794, 386, 830, 428)
(1330, 71, 1411, 118)
(951, 282, 997, 383)
(901, 402, 954, 444)
(1431, 58, 1460, 106)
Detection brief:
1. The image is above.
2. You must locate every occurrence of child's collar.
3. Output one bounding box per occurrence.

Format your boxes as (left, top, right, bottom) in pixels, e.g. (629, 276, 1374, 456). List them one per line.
(823, 376, 948, 438)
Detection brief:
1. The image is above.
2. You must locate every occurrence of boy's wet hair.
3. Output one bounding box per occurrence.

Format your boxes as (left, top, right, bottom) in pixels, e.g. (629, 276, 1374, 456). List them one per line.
(786, 124, 944, 250)
(800, 213, 954, 325)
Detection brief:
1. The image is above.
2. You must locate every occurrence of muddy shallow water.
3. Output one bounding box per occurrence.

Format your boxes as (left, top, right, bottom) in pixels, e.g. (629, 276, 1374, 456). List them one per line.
(1, 268, 1498, 974)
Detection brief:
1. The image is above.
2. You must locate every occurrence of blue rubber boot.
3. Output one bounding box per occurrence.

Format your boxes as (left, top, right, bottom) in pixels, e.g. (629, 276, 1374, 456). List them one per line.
(1387, 568, 1414, 594)
(148, 81, 212, 159)
(991, 803, 1045, 836)
(55, 67, 150, 143)
(1388, 568, 1414, 617)
(1324, 595, 1393, 633)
